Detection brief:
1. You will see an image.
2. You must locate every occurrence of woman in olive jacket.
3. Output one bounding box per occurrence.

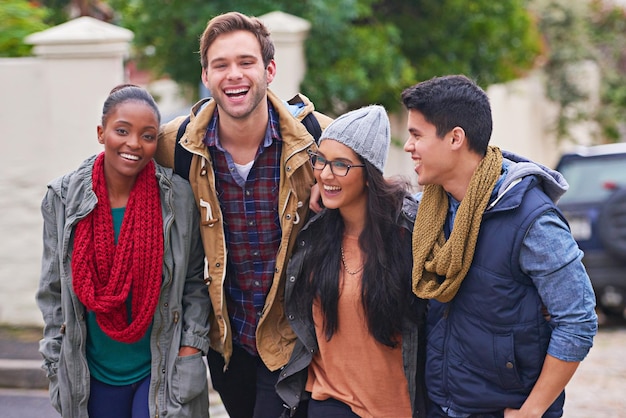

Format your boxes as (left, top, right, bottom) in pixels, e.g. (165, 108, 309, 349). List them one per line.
(36, 85, 211, 418)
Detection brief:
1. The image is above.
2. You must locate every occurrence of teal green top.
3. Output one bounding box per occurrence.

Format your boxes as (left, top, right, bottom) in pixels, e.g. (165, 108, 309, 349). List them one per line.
(85, 207, 153, 385)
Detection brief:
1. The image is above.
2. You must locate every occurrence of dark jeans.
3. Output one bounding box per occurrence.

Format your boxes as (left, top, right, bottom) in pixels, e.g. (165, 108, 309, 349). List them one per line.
(308, 398, 359, 418)
(88, 374, 150, 418)
(207, 344, 308, 418)
(427, 402, 504, 418)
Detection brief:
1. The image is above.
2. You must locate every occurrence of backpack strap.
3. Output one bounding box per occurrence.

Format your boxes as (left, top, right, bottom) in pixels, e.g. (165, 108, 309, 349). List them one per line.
(300, 112, 322, 143)
(287, 94, 323, 143)
(174, 115, 193, 180)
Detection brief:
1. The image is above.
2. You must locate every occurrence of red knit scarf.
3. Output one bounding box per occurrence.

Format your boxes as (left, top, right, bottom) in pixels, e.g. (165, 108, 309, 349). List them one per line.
(72, 153, 163, 343)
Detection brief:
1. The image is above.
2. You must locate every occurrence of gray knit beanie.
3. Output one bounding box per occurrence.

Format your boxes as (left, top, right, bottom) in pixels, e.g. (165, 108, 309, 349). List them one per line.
(319, 105, 390, 173)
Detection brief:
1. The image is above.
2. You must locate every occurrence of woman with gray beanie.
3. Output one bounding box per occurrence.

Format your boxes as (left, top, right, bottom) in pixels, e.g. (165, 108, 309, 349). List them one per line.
(276, 105, 428, 417)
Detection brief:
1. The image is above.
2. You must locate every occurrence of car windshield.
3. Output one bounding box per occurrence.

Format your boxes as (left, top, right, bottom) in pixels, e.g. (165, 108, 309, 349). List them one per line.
(558, 154, 626, 205)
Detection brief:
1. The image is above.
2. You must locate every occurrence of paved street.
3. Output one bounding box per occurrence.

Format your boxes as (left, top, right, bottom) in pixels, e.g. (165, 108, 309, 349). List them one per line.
(0, 325, 624, 417)
(0, 385, 228, 417)
(0, 388, 57, 418)
(562, 323, 626, 417)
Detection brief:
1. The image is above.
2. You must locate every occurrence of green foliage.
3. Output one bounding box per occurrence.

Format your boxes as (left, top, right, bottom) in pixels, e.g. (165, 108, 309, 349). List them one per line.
(105, 0, 541, 114)
(108, 0, 211, 90)
(374, 0, 542, 88)
(588, 0, 626, 142)
(39, 0, 71, 25)
(32, 0, 626, 143)
(529, 0, 593, 140)
(529, 0, 626, 143)
(0, 0, 51, 57)
(296, 0, 415, 113)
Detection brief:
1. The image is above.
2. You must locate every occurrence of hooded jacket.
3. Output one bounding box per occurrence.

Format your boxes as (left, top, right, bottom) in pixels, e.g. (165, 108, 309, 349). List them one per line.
(425, 151, 597, 417)
(36, 155, 211, 418)
(154, 90, 332, 370)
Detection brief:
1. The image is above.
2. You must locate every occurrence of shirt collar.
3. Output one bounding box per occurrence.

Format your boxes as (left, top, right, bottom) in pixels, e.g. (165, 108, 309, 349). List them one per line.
(204, 100, 282, 151)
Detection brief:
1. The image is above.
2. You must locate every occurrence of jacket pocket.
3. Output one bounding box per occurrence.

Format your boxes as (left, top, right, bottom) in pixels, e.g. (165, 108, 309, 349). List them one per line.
(48, 371, 62, 414)
(171, 351, 208, 404)
(493, 333, 523, 390)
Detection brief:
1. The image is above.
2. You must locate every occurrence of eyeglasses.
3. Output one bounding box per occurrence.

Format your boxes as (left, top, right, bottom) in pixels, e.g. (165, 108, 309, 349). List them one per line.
(308, 151, 365, 177)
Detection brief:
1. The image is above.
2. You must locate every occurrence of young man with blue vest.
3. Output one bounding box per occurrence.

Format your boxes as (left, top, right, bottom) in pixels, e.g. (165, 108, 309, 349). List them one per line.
(402, 75, 597, 418)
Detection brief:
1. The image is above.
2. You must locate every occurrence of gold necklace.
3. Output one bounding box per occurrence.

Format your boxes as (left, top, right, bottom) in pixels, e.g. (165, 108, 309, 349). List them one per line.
(340, 246, 364, 275)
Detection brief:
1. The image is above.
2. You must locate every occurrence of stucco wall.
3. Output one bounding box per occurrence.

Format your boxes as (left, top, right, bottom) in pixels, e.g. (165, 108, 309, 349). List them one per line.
(0, 17, 130, 326)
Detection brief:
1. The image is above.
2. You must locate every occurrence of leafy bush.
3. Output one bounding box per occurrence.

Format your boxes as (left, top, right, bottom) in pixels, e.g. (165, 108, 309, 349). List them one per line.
(105, 0, 541, 115)
(0, 0, 50, 57)
(529, 0, 626, 143)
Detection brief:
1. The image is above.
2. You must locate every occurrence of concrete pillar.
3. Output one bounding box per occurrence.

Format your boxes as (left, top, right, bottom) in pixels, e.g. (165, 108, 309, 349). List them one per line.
(260, 11, 311, 100)
(24, 17, 134, 175)
(0, 18, 133, 327)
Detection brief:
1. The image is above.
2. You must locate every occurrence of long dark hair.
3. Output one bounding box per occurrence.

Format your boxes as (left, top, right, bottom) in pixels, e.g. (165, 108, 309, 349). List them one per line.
(295, 160, 417, 348)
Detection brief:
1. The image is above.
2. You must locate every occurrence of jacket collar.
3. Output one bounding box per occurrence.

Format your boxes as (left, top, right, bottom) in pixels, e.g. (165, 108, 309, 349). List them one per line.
(182, 89, 317, 160)
(48, 155, 173, 220)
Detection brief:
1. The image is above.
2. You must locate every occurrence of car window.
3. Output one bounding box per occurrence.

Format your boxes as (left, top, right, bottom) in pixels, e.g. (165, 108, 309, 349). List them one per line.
(558, 154, 626, 205)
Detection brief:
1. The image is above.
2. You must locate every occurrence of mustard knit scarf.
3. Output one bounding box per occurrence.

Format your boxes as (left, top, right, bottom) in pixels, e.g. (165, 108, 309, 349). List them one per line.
(412, 146, 502, 302)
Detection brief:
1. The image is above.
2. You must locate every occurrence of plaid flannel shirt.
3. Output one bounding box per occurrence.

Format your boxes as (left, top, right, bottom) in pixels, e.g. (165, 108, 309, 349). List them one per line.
(203, 102, 282, 355)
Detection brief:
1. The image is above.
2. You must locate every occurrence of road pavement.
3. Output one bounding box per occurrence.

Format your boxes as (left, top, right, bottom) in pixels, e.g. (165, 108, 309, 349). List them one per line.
(1, 323, 624, 417)
(562, 323, 626, 417)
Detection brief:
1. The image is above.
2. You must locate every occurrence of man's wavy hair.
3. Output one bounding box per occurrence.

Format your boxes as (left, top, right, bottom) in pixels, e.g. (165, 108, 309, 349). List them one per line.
(199, 11, 275, 70)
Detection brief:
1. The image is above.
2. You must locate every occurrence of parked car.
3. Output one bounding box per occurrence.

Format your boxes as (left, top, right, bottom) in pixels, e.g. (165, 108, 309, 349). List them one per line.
(555, 143, 626, 320)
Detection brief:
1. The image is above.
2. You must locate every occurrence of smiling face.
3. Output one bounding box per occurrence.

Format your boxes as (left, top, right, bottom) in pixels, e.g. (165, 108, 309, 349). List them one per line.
(403, 109, 457, 188)
(315, 140, 368, 217)
(201, 30, 275, 121)
(97, 100, 159, 186)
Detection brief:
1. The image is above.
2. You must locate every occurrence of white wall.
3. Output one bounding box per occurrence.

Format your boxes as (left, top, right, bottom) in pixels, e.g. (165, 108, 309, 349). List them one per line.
(0, 17, 131, 326)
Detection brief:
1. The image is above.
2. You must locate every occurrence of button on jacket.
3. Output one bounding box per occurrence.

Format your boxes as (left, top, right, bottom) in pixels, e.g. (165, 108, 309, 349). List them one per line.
(155, 89, 332, 371)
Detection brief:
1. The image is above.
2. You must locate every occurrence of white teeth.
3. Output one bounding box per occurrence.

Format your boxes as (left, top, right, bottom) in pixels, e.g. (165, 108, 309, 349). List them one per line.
(225, 88, 248, 95)
(120, 153, 139, 161)
(324, 185, 341, 191)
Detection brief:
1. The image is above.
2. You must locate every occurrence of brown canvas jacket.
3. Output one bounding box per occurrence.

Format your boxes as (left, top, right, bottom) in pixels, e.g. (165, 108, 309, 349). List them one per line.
(155, 89, 331, 370)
